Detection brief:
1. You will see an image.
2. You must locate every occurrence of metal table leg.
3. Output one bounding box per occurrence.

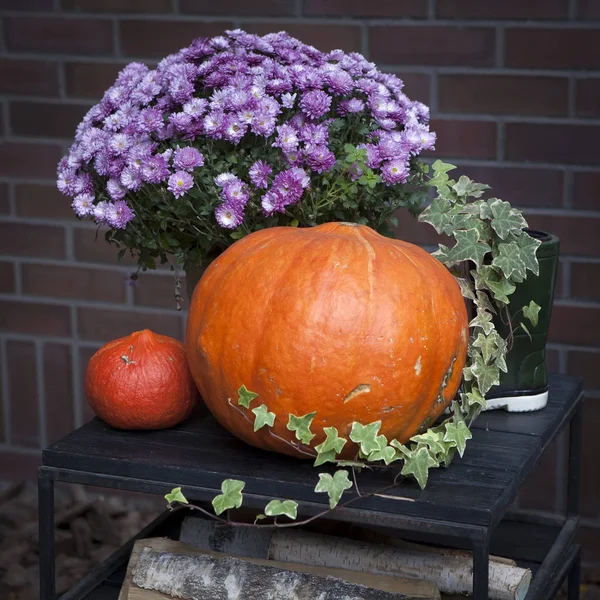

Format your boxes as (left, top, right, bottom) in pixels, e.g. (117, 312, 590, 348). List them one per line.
(567, 400, 583, 516)
(473, 535, 490, 600)
(38, 468, 56, 600)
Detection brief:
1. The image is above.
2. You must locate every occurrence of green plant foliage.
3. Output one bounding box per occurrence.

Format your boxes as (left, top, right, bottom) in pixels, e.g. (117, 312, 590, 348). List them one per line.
(523, 300, 541, 327)
(264, 499, 298, 520)
(400, 446, 439, 489)
(212, 479, 245, 515)
(164, 487, 188, 505)
(237, 385, 259, 409)
(287, 412, 317, 445)
(349, 421, 386, 455)
(251, 404, 276, 431)
(315, 470, 354, 509)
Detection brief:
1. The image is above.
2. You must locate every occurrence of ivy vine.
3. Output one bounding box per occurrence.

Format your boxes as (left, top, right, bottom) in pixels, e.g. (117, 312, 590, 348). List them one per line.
(166, 160, 541, 525)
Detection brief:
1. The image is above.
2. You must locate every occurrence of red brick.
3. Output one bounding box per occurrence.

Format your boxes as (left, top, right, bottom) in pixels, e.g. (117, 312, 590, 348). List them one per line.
(524, 213, 600, 258)
(77, 307, 183, 342)
(182, 0, 296, 15)
(555, 260, 566, 299)
(0, 59, 60, 96)
(120, 20, 233, 58)
(79, 345, 101, 423)
(567, 351, 600, 390)
(73, 226, 138, 266)
(576, 79, 600, 118)
(518, 439, 559, 512)
(437, 0, 568, 19)
(0, 261, 16, 294)
(133, 272, 186, 310)
(572, 172, 600, 211)
(0, 450, 41, 481)
(392, 207, 450, 248)
(0, 0, 53, 7)
(506, 123, 600, 166)
(369, 26, 495, 67)
(0, 183, 9, 215)
(22, 263, 127, 303)
(428, 119, 497, 160)
(0, 142, 63, 179)
(581, 397, 600, 518)
(506, 28, 600, 70)
(452, 166, 563, 208)
(578, 0, 600, 18)
(15, 184, 75, 221)
(546, 348, 560, 373)
(438, 75, 568, 117)
(6, 16, 114, 56)
(571, 262, 600, 302)
(10, 101, 89, 140)
(579, 524, 600, 563)
(65, 61, 127, 99)
(549, 303, 600, 346)
(0, 300, 71, 337)
(43, 344, 75, 445)
(6, 341, 40, 448)
(62, 0, 172, 10)
(0, 222, 66, 259)
(303, 0, 427, 17)
(385, 70, 430, 105)
(245, 23, 362, 53)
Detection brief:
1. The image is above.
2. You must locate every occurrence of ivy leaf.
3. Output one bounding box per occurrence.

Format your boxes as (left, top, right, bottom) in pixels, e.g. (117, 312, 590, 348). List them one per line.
(165, 487, 188, 505)
(264, 499, 298, 520)
(336, 460, 366, 469)
(493, 243, 527, 282)
(212, 479, 245, 515)
(472, 332, 498, 364)
(349, 421, 383, 455)
(237, 385, 258, 409)
(469, 309, 494, 335)
(520, 321, 532, 340)
(431, 159, 457, 174)
(401, 446, 438, 489)
(289, 218, 299, 227)
(313, 450, 337, 467)
(447, 228, 491, 268)
(475, 290, 496, 314)
(452, 176, 490, 199)
(314, 427, 347, 455)
(489, 199, 528, 240)
(470, 357, 500, 395)
(461, 388, 487, 410)
(455, 277, 476, 301)
(418, 197, 452, 233)
(368, 445, 400, 465)
(287, 412, 317, 445)
(523, 300, 541, 327)
(515, 232, 541, 276)
(390, 439, 411, 457)
(230, 229, 245, 240)
(411, 430, 448, 455)
(443, 421, 473, 458)
(315, 470, 353, 509)
(486, 277, 517, 304)
(251, 404, 276, 432)
(432, 244, 451, 263)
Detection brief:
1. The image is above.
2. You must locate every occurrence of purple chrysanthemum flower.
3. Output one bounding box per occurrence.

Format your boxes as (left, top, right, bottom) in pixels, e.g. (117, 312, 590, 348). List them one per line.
(377, 136, 406, 161)
(71, 193, 95, 217)
(272, 169, 304, 204)
(261, 189, 284, 216)
(168, 170, 194, 198)
(173, 147, 205, 171)
(215, 203, 243, 229)
(250, 111, 276, 137)
(273, 124, 298, 153)
(72, 172, 93, 195)
(109, 133, 131, 156)
(169, 111, 192, 132)
(299, 90, 332, 120)
(381, 159, 410, 185)
(214, 172, 237, 187)
(224, 116, 247, 144)
(92, 200, 110, 224)
(141, 155, 170, 183)
(325, 69, 354, 94)
(402, 126, 436, 153)
(203, 111, 226, 138)
(337, 97, 365, 116)
(248, 160, 272, 189)
(137, 108, 163, 133)
(120, 165, 143, 191)
(183, 98, 209, 117)
(222, 179, 250, 206)
(299, 122, 328, 146)
(106, 200, 135, 229)
(107, 178, 127, 200)
(304, 144, 336, 174)
(281, 92, 296, 109)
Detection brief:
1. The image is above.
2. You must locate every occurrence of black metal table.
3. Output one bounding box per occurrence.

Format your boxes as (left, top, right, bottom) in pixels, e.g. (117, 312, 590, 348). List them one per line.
(39, 374, 584, 600)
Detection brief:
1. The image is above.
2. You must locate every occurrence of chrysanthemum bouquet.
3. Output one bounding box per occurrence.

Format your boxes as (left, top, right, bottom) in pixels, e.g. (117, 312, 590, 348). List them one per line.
(57, 29, 435, 271)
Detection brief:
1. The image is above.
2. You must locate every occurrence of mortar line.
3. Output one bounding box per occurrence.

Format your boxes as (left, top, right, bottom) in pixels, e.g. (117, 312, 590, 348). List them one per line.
(568, 76, 577, 118)
(35, 340, 47, 450)
(57, 60, 67, 100)
(112, 17, 121, 58)
(496, 120, 505, 162)
(568, 0, 578, 19)
(563, 169, 574, 208)
(13, 258, 22, 295)
(172, 0, 180, 13)
(360, 21, 369, 59)
(495, 25, 505, 68)
(7, 181, 16, 217)
(428, 0, 436, 19)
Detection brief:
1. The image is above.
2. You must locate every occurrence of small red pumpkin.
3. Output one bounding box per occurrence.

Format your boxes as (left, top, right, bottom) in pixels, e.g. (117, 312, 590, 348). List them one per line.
(85, 329, 197, 430)
(186, 222, 468, 457)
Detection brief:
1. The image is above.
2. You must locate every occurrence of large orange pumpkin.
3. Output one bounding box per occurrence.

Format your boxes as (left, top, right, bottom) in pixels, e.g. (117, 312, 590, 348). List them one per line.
(186, 222, 468, 457)
(86, 329, 197, 430)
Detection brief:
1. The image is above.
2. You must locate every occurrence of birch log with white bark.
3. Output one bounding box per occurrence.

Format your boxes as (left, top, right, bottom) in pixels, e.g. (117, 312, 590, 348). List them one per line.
(269, 530, 531, 600)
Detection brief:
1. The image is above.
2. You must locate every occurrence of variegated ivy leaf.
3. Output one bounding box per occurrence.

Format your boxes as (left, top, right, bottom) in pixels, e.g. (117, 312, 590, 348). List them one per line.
(165, 487, 188, 505)
(461, 388, 487, 410)
(368, 445, 399, 465)
(489, 199, 528, 240)
(315, 470, 353, 509)
(475, 290, 496, 314)
(515, 232, 541, 276)
(264, 499, 298, 520)
(212, 479, 245, 516)
(443, 421, 473, 458)
(494, 335, 509, 373)
(336, 460, 366, 469)
(473, 267, 516, 304)
(251, 404, 276, 432)
(469, 309, 494, 335)
(401, 446, 439, 489)
(287, 412, 317, 445)
(487, 278, 517, 304)
(479, 200, 493, 220)
(314, 427, 347, 456)
(432, 159, 457, 174)
(389, 439, 411, 457)
(237, 385, 258, 409)
(452, 176, 490, 199)
(410, 430, 447, 455)
(523, 300, 541, 327)
(455, 277, 476, 301)
(418, 196, 453, 234)
(470, 356, 500, 395)
(447, 228, 492, 268)
(472, 331, 499, 364)
(493, 243, 527, 282)
(520, 321, 532, 340)
(433, 244, 451, 263)
(314, 450, 337, 467)
(350, 421, 384, 455)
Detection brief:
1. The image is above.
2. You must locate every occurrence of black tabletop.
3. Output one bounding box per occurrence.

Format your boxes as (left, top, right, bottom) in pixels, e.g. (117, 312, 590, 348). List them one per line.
(43, 375, 582, 530)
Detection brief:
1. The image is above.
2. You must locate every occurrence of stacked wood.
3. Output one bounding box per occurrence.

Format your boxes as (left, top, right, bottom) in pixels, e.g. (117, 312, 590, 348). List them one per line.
(0, 481, 161, 600)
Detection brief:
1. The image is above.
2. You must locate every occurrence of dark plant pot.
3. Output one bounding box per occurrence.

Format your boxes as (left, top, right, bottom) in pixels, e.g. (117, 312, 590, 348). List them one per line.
(486, 228, 560, 411)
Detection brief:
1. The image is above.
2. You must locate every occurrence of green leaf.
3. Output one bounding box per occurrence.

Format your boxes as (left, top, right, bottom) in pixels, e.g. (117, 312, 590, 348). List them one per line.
(390, 439, 411, 457)
(212, 479, 245, 515)
(455, 276, 476, 301)
(314, 427, 347, 456)
(443, 421, 473, 458)
(486, 277, 517, 305)
(520, 321, 532, 340)
(469, 309, 494, 335)
(287, 412, 317, 445)
(315, 470, 354, 509)
(472, 332, 498, 364)
(349, 421, 384, 455)
(237, 385, 259, 409)
(264, 499, 298, 520)
(492, 243, 527, 282)
(313, 450, 338, 467)
(431, 159, 457, 174)
(165, 487, 188, 505)
(289, 218, 299, 227)
(368, 445, 399, 465)
(410, 430, 447, 455)
(469, 357, 500, 395)
(401, 446, 438, 489)
(523, 300, 541, 327)
(447, 228, 492, 268)
(461, 388, 487, 410)
(452, 177, 490, 199)
(251, 404, 276, 432)
(418, 197, 453, 234)
(489, 199, 528, 240)
(515, 231, 541, 276)
(230, 229, 245, 240)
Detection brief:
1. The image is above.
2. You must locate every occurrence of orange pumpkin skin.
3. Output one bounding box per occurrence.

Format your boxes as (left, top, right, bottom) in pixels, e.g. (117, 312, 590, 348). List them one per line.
(85, 329, 198, 430)
(186, 223, 468, 457)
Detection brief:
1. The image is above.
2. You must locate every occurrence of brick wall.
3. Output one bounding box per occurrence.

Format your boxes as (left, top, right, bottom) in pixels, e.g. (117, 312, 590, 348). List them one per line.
(0, 0, 599, 566)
